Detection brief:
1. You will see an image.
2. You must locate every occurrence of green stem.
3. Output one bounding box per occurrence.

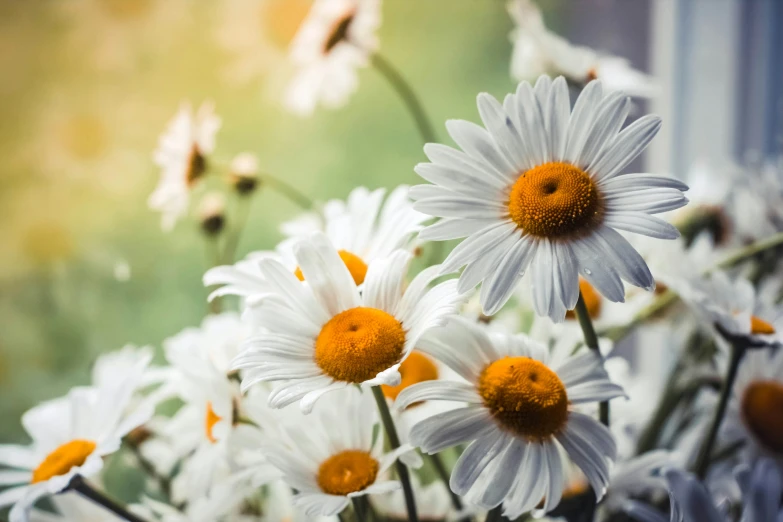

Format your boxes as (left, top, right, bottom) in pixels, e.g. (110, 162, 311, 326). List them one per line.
(352, 497, 367, 522)
(371, 53, 437, 145)
(371, 386, 419, 522)
(428, 453, 465, 516)
(714, 230, 783, 269)
(69, 475, 148, 522)
(258, 173, 314, 210)
(125, 442, 172, 500)
(573, 291, 609, 425)
(221, 196, 251, 265)
(204, 235, 222, 314)
(693, 340, 746, 479)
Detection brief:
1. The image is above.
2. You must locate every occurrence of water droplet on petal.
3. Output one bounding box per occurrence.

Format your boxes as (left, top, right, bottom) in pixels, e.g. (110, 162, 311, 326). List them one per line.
(583, 268, 592, 275)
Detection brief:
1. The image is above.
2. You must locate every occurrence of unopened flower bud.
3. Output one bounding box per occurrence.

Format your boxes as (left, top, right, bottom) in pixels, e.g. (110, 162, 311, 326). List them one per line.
(229, 153, 259, 195)
(198, 192, 226, 236)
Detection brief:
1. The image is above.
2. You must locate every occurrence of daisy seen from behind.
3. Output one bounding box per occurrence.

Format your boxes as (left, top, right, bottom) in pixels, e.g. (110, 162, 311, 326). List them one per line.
(396, 317, 624, 518)
(149, 101, 221, 231)
(0, 354, 152, 522)
(411, 76, 688, 320)
(231, 231, 464, 413)
(285, 0, 381, 116)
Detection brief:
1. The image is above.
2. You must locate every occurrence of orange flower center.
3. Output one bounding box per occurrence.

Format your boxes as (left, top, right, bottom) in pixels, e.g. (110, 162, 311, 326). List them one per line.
(317, 450, 379, 496)
(205, 402, 222, 443)
(741, 380, 783, 453)
(315, 307, 405, 383)
(295, 250, 368, 286)
(566, 278, 602, 320)
(477, 357, 568, 441)
(32, 439, 97, 484)
(382, 351, 439, 402)
(508, 162, 603, 239)
(750, 315, 776, 335)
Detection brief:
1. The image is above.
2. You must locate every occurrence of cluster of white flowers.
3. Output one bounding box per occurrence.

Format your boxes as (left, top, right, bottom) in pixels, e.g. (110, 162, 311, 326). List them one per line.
(4, 2, 783, 522)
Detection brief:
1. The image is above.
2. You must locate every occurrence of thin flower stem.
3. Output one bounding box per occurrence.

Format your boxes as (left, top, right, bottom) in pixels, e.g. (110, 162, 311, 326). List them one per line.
(352, 497, 368, 522)
(258, 173, 314, 210)
(125, 442, 172, 500)
(69, 475, 149, 522)
(204, 235, 222, 314)
(693, 340, 746, 479)
(714, 230, 783, 269)
(428, 453, 465, 517)
(573, 291, 609, 426)
(371, 386, 419, 522)
(371, 53, 437, 145)
(221, 195, 252, 265)
(484, 505, 504, 522)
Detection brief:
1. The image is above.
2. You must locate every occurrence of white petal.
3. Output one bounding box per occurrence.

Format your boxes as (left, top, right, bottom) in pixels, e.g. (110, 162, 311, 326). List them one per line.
(480, 236, 535, 315)
(410, 407, 495, 453)
(590, 115, 662, 181)
(394, 381, 481, 410)
(578, 92, 630, 168)
(604, 211, 681, 239)
(450, 431, 511, 495)
(563, 80, 603, 163)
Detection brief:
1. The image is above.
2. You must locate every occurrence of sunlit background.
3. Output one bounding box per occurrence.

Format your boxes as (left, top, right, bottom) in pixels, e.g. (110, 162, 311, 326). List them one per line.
(1, 0, 781, 448)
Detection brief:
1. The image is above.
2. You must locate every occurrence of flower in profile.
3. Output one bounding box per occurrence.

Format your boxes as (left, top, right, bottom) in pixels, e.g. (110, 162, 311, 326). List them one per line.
(228, 152, 260, 195)
(507, 0, 656, 98)
(411, 76, 687, 320)
(261, 387, 410, 517)
(204, 185, 427, 302)
(284, 0, 381, 115)
(231, 232, 463, 413)
(0, 354, 152, 521)
(149, 102, 221, 231)
(396, 317, 624, 517)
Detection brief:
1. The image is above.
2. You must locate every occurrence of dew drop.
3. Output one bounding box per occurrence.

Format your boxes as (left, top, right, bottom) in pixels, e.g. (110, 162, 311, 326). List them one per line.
(583, 268, 592, 275)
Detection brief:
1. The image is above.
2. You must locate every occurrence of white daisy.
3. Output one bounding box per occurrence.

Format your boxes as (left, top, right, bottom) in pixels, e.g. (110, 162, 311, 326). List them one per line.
(231, 231, 463, 413)
(396, 317, 624, 518)
(411, 76, 688, 320)
(134, 482, 258, 522)
(507, 0, 656, 98)
(0, 355, 152, 521)
(373, 474, 453, 521)
(284, 0, 381, 116)
(149, 102, 222, 231)
(261, 387, 409, 517)
(204, 185, 427, 303)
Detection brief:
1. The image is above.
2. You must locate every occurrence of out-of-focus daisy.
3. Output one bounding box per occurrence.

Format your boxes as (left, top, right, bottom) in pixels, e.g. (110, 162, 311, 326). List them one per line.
(730, 160, 783, 243)
(28, 492, 124, 522)
(284, 0, 381, 116)
(373, 474, 453, 521)
(601, 450, 674, 514)
(261, 388, 409, 517)
(0, 355, 152, 521)
(134, 482, 258, 522)
(232, 232, 463, 413)
(149, 102, 221, 231)
(679, 270, 782, 347)
(411, 76, 687, 320)
(723, 348, 783, 462)
(205, 185, 427, 304)
(228, 153, 260, 195)
(396, 317, 624, 518)
(507, 0, 656, 98)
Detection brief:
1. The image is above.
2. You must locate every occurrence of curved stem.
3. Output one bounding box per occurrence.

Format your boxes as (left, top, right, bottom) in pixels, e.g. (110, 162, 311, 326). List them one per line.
(573, 291, 609, 425)
(371, 53, 437, 145)
(715, 230, 783, 269)
(693, 340, 746, 479)
(371, 386, 419, 522)
(258, 173, 314, 210)
(428, 453, 465, 516)
(69, 475, 149, 522)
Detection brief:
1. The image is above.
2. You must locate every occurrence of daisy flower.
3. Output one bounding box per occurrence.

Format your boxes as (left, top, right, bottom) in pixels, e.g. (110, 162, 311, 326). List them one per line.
(0, 354, 152, 521)
(396, 317, 624, 518)
(231, 232, 463, 413)
(507, 0, 656, 98)
(135, 482, 259, 522)
(411, 76, 688, 320)
(204, 185, 427, 302)
(284, 0, 381, 116)
(149, 101, 221, 231)
(261, 387, 410, 517)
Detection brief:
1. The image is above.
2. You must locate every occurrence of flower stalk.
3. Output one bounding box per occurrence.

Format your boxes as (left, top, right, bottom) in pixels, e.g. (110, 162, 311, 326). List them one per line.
(69, 475, 148, 522)
(573, 291, 609, 425)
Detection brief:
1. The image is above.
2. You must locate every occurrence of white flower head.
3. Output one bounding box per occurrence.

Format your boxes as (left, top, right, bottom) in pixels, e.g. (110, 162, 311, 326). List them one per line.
(231, 231, 464, 413)
(0, 355, 152, 522)
(149, 101, 221, 231)
(284, 0, 381, 116)
(397, 317, 624, 518)
(411, 76, 688, 321)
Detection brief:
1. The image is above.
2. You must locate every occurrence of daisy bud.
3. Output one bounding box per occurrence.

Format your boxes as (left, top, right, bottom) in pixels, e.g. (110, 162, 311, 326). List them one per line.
(229, 152, 259, 195)
(198, 192, 226, 236)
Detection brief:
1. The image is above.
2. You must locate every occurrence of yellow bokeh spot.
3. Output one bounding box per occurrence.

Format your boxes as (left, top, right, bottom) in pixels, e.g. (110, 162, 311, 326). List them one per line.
(315, 307, 405, 383)
(205, 402, 222, 443)
(477, 357, 568, 441)
(566, 278, 602, 320)
(60, 114, 109, 161)
(741, 380, 783, 454)
(22, 222, 74, 265)
(750, 315, 776, 335)
(317, 450, 379, 496)
(294, 250, 368, 286)
(382, 351, 439, 402)
(32, 439, 96, 484)
(102, 0, 153, 20)
(261, 0, 312, 49)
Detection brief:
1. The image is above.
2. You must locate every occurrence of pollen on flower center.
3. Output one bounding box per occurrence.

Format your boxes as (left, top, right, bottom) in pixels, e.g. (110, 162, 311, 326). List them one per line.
(324, 11, 355, 53)
(317, 450, 379, 496)
(566, 278, 602, 320)
(315, 307, 405, 383)
(295, 250, 368, 285)
(750, 315, 776, 335)
(382, 351, 439, 402)
(32, 439, 97, 484)
(205, 402, 222, 443)
(741, 380, 783, 453)
(477, 356, 568, 441)
(508, 162, 604, 239)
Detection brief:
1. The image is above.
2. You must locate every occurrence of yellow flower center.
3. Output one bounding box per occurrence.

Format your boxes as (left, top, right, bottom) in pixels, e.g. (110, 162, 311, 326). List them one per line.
(186, 144, 206, 187)
(32, 439, 96, 484)
(205, 402, 222, 444)
(566, 278, 602, 320)
(750, 315, 776, 335)
(477, 357, 568, 441)
(294, 250, 368, 286)
(260, 0, 311, 49)
(315, 307, 405, 383)
(102, 0, 152, 19)
(382, 351, 439, 402)
(741, 380, 783, 453)
(508, 162, 604, 239)
(317, 450, 379, 496)
(60, 114, 109, 161)
(323, 11, 355, 53)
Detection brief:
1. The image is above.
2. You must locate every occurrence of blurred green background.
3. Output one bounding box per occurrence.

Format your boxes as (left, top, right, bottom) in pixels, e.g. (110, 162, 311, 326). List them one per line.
(0, 0, 576, 441)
